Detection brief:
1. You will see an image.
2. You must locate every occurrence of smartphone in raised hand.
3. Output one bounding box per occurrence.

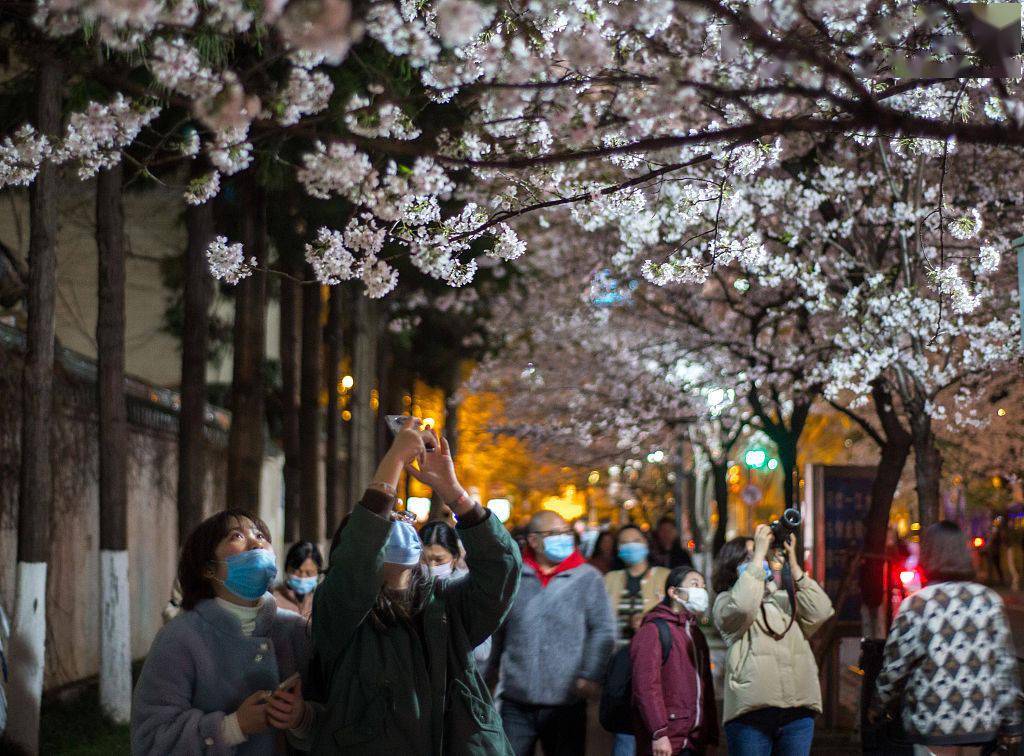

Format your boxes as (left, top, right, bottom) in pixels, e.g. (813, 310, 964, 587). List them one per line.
(276, 672, 301, 693)
(385, 415, 436, 451)
(385, 415, 412, 439)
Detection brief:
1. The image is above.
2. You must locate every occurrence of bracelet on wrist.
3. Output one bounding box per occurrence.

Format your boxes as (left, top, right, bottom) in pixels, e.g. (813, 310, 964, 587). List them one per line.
(368, 481, 397, 497)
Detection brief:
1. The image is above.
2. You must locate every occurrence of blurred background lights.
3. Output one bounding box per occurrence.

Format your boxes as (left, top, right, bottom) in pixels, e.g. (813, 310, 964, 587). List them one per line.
(406, 496, 431, 522)
(486, 498, 511, 523)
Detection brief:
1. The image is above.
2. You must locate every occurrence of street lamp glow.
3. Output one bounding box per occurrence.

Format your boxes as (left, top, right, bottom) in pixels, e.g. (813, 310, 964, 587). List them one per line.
(341, 375, 354, 389)
(744, 449, 767, 469)
(588, 470, 600, 485)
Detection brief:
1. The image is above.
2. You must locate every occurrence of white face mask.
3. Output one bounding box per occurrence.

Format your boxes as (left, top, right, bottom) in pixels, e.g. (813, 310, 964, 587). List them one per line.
(429, 562, 454, 579)
(681, 586, 709, 614)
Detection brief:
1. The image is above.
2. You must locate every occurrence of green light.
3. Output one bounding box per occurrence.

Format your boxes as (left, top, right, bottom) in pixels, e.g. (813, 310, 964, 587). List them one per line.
(766, 458, 779, 471)
(744, 449, 767, 469)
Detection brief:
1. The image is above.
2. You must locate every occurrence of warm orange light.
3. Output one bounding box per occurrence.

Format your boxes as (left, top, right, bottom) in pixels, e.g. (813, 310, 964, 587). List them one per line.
(687, 539, 696, 550)
(973, 537, 985, 548)
(341, 410, 352, 421)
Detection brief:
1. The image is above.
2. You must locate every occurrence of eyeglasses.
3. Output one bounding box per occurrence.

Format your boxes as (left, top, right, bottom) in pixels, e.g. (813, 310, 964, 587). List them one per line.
(531, 529, 572, 538)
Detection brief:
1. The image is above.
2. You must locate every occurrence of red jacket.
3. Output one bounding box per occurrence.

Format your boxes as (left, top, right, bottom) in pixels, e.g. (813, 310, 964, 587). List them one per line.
(630, 602, 719, 755)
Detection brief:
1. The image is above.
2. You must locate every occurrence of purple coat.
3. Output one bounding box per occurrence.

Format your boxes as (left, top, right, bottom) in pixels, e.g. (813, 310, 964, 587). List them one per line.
(131, 594, 310, 755)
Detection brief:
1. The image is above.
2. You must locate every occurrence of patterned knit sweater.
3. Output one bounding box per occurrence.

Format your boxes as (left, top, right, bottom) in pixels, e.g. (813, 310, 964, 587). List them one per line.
(875, 581, 1022, 745)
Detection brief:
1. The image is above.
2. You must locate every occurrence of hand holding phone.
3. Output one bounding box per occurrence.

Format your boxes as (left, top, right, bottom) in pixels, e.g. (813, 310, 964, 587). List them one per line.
(276, 672, 301, 692)
(385, 415, 436, 452)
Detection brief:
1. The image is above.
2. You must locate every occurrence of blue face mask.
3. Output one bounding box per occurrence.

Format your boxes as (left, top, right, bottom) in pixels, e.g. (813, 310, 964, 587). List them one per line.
(287, 575, 318, 596)
(384, 520, 423, 566)
(542, 533, 575, 563)
(219, 549, 278, 601)
(741, 559, 772, 581)
(617, 542, 649, 567)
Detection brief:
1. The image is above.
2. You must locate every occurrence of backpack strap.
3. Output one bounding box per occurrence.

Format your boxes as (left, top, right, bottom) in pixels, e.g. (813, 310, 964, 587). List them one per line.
(653, 618, 672, 665)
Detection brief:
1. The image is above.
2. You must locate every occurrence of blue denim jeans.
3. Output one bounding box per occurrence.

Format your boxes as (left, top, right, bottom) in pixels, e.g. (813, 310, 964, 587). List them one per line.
(612, 732, 636, 756)
(724, 708, 815, 756)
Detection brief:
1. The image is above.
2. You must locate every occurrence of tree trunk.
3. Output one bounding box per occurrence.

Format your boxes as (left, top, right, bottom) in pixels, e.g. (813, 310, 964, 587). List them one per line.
(279, 256, 301, 542)
(226, 178, 267, 510)
(324, 285, 344, 534)
(95, 161, 132, 724)
(429, 361, 462, 520)
(347, 295, 377, 509)
(777, 434, 798, 511)
(749, 390, 812, 511)
(711, 458, 730, 555)
(911, 413, 943, 529)
(299, 279, 323, 543)
(375, 323, 392, 462)
(177, 177, 214, 545)
(8, 57, 61, 755)
(859, 381, 913, 638)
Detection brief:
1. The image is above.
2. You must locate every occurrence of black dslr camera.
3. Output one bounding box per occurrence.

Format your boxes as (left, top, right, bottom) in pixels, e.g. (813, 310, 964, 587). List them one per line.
(769, 508, 802, 548)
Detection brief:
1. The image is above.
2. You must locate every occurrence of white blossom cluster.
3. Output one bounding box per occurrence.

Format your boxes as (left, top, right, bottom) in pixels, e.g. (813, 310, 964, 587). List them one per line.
(52, 94, 160, 179)
(0, 125, 50, 189)
(304, 218, 398, 297)
(207, 126, 253, 176)
(344, 99, 421, 140)
(184, 171, 221, 206)
(931, 265, 980, 314)
(274, 67, 334, 126)
(206, 236, 255, 284)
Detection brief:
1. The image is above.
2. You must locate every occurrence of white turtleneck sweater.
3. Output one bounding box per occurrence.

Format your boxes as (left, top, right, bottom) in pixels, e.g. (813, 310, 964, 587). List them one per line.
(216, 597, 263, 746)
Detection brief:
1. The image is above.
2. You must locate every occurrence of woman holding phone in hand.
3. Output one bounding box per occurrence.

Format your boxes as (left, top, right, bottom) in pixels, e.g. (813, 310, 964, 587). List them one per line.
(131, 509, 313, 754)
(310, 418, 522, 755)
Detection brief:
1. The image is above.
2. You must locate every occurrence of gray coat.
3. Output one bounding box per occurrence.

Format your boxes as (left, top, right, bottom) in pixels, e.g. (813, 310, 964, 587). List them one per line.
(489, 558, 615, 706)
(131, 594, 310, 755)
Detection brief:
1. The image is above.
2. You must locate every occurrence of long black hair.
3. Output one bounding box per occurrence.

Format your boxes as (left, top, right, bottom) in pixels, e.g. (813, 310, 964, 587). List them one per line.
(419, 520, 461, 561)
(712, 536, 753, 595)
(284, 541, 323, 573)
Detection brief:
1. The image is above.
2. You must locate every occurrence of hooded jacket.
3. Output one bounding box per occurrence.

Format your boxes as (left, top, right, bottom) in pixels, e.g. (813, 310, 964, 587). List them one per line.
(712, 567, 834, 723)
(630, 603, 718, 755)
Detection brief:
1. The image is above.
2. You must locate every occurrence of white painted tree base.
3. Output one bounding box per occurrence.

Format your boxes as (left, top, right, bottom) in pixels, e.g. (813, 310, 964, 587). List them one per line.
(6, 561, 47, 754)
(100, 549, 132, 725)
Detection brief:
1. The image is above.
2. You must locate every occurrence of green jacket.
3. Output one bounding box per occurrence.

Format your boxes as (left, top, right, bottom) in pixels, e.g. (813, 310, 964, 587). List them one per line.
(310, 499, 521, 755)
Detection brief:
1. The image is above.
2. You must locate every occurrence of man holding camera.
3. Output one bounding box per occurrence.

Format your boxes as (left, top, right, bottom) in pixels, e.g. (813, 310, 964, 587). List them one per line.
(710, 523, 835, 756)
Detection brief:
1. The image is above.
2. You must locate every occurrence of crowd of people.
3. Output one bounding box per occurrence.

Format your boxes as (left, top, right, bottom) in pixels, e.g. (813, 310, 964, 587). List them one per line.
(128, 420, 1024, 755)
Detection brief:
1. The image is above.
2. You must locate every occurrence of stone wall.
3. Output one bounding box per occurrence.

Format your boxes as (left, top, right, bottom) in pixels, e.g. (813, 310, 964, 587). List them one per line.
(0, 325, 234, 690)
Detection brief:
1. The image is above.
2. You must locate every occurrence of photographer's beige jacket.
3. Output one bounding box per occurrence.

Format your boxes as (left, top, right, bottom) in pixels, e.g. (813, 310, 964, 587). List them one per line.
(712, 568, 834, 723)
